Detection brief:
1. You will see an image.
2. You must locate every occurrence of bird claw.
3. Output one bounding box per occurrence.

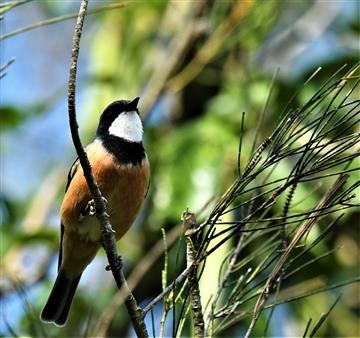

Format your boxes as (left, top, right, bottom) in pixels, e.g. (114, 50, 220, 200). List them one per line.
(79, 197, 108, 220)
(105, 255, 123, 271)
(87, 200, 97, 216)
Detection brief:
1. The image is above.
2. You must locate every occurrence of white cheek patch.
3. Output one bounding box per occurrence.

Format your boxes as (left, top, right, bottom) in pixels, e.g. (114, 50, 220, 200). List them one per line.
(108, 111, 143, 142)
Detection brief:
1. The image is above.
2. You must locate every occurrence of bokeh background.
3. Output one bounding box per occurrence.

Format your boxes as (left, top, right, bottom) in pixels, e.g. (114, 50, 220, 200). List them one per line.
(1, 0, 359, 337)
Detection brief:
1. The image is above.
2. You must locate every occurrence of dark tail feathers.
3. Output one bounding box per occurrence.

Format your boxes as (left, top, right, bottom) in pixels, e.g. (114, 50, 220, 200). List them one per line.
(41, 269, 81, 326)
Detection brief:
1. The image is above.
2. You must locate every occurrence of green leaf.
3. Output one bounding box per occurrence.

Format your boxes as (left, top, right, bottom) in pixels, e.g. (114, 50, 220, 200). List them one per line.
(0, 106, 23, 129)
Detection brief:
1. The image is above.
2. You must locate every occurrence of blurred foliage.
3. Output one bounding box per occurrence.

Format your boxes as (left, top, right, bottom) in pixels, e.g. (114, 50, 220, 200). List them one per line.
(1, 0, 359, 337)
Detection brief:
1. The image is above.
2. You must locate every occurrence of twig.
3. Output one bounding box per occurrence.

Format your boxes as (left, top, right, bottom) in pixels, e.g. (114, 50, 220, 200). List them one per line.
(303, 318, 313, 338)
(267, 278, 358, 310)
(244, 174, 348, 338)
(141, 0, 207, 115)
(214, 277, 359, 333)
(0, 2, 127, 41)
(0, 58, 15, 79)
(237, 112, 246, 177)
(0, 58, 15, 72)
(166, 0, 255, 92)
(91, 197, 216, 337)
(91, 224, 183, 337)
(198, 66, 358, 335)
(184, 210, 205, 338)
(204, 234, 245, 336)
(143, 265, 193, 314)
(159, 228, 170, 338)
(249, 67, 279, 157)
(308, 294, 341, 337)
(67, 1, 148, 337)
(0, 0, 32, 13)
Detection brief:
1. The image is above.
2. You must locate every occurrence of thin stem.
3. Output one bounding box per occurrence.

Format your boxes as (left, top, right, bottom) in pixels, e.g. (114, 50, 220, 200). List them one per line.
(67, 1, 148, 337)
(0, 2, 127, 41)
(184, 210, 205, 338)
(204, 234, 245, 336)
(244, 174, 348, 338)
(143, 265, 193, 314)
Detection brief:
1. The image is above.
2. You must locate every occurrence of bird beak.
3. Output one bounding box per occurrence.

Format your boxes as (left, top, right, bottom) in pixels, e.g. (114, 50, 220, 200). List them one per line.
(128, 97, 140, 110)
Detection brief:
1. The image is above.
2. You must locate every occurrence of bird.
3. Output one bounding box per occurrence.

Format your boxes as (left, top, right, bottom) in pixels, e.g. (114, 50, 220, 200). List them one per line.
(40, 97, 150, 326)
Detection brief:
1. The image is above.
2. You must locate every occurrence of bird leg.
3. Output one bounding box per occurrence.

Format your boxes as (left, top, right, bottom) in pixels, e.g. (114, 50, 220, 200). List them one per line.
(104, 254, 123, 272)
(78, 197, 108, 221)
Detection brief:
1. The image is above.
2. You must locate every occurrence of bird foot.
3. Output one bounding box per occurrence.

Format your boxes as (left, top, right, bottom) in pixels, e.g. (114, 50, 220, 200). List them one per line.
(79, 197, 108, 221)
(105, 255, 123, 271)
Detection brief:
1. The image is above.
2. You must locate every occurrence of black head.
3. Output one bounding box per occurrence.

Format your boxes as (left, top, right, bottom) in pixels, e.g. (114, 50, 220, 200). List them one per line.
(96, 97, 140, 136)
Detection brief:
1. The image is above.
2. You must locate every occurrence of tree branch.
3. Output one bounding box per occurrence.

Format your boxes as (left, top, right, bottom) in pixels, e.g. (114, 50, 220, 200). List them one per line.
(184, 210, 205, 338)
(67, 1, 148, 337)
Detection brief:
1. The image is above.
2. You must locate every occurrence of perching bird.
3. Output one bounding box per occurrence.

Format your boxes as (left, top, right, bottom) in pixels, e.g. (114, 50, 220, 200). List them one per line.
(41, 97, 150, 326)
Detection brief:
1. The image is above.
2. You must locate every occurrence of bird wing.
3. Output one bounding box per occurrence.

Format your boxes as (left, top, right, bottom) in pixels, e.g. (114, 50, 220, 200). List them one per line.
(58, 157, 80, 271)
(65, 158, 80, 192)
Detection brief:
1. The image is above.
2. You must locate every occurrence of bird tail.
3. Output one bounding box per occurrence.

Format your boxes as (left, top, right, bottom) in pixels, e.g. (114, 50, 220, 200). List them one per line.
(40, 269, 81, 326)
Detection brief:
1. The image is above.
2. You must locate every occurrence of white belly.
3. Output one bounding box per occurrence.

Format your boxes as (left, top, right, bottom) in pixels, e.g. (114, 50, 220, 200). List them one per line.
(77, 216, 102, 242)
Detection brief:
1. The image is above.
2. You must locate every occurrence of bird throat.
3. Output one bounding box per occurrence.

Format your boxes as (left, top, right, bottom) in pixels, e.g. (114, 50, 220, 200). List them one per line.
(108, 111, 143, 143)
